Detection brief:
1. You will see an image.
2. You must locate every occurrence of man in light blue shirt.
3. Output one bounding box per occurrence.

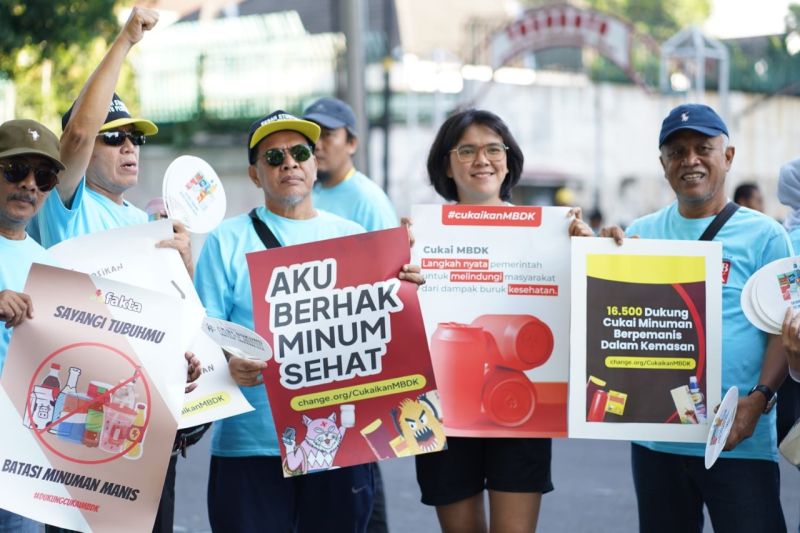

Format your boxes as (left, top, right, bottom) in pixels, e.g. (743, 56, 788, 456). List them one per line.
(31, 9, 199, 533)
(27, 8, 192, 277)
(303, 97, 398, 231)
(606, 104, 790, 532)
(0, 119, 64, 533)
(195, 110, 422, 532)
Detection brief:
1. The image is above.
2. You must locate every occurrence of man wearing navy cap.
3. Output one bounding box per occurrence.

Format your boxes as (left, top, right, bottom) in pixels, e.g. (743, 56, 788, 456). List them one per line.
(303, 97, 398, 231)
(27, 7, 191, 277)
(604, 103, 790, 532)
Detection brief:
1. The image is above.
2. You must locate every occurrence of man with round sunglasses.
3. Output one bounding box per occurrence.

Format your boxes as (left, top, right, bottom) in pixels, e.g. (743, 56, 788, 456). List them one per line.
(194, 109, 424, 532)
(25, 8, 202, 533)
(0, 119, 64, 532)
(303, 97, 398, 232)
(26, 7, 192, 277)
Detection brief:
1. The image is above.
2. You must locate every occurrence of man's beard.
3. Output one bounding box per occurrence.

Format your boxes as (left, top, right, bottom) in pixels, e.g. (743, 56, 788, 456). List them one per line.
(316, 170, 332, 183)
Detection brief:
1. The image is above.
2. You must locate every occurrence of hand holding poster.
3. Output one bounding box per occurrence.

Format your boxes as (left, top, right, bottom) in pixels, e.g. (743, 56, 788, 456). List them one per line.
(246, 228, 444, 475)
(569, 238, 722, 442)
(0, 264, 203, 532)
(412, 204, 572, 438)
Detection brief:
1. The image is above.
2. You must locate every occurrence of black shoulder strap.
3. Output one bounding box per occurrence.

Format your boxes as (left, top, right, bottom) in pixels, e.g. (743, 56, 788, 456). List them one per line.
(698, 202, 739, 241)
(249, 208, 282, 249)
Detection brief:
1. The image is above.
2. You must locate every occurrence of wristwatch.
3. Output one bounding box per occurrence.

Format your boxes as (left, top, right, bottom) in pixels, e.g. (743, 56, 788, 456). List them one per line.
(748, 384, 777, 413)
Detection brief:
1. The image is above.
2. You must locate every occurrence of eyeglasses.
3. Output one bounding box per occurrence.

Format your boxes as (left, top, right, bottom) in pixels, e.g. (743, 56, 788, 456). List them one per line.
(97, 130, 147, 146)
(450, 143, 508, 163)
(262, 144, 313, 166)
(0, 160, 59, 192)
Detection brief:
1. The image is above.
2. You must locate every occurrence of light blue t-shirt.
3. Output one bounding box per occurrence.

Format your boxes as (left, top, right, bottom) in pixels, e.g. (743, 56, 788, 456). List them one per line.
(627, 202, 792, 462)
(194, 206, 364, 457)
(789, 227, 800, 255)
(28, 178, 148, 248)
(312, 170, 398, 231)
(0, 235, 52, 373)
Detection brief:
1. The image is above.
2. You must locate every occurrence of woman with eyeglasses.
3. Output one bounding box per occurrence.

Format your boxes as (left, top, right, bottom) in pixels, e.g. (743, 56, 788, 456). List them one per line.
(416, 109, 591, 533)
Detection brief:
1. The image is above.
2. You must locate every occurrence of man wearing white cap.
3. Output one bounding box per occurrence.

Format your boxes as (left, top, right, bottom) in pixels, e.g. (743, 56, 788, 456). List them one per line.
(195, 109, 423, 532)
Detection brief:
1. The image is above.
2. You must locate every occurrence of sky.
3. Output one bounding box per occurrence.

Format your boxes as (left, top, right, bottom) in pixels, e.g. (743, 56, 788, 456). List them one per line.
(705, 0, 793, 38)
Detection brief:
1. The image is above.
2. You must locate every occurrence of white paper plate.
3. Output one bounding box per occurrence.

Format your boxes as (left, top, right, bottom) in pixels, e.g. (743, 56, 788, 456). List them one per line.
(163, 155, 227, 234)
(741, 271, 779, 334)
(202, 316, 272, 362)
(752, 257, 800, 330)
(705, 386, 738, 469)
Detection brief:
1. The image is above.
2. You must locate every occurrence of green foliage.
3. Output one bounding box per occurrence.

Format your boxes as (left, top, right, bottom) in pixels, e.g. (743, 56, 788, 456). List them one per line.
(0, 1, 125, 129)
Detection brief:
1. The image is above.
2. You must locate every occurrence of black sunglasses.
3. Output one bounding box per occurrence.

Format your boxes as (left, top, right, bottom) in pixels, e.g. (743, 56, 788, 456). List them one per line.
(0, 160, 59, 192)
(97, 130, 147, 146)
(263, 144, 313, 166)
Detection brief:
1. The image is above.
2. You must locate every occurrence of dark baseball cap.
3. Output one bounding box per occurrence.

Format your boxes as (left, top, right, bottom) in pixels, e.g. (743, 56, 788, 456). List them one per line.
(247, 110, 321, 164)
(303, 97, 357, 136)
(659, 103, 728, 147)
(62, 93, 158, 136)
(0, 119, 65, 170)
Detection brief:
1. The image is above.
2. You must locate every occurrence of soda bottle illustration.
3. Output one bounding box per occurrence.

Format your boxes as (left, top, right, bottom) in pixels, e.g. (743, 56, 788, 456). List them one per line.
(49, 367, 81, 434)
(124, 402, 148, 460)
(688, 376, 707, 422)
(41, 363, 61, 403)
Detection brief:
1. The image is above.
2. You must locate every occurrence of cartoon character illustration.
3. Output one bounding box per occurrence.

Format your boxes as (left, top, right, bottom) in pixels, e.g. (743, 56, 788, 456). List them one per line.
(282, 412, 346, 475)
(391, 393, 446, 454)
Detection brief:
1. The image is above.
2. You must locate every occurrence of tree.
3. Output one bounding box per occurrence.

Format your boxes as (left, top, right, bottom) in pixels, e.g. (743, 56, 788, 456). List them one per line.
(0, 1, 121, 128)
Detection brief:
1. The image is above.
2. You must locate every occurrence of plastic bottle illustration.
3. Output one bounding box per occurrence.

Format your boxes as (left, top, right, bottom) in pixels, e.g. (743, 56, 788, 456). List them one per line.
(82, 382, 110, 448)
(49, 367, 81, 434)
(99, 377, 138, 454)
(688, 376, 707, 422)
(124, 402, 148, 459)
(24, 386, 54, 429)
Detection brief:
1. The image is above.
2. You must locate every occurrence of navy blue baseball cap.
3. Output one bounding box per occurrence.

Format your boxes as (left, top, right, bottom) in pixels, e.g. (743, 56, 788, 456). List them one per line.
(62, 93, 157, 135)
(303, 97, 357, 136)
(658, 103, 728, 147)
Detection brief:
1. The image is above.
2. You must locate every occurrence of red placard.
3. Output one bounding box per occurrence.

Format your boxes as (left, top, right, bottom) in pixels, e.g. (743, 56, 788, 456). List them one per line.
(246, 228, 445, 476)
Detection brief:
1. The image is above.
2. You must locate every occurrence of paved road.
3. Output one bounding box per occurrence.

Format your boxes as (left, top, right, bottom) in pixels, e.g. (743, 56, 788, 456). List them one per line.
(175, 437, 800, 532)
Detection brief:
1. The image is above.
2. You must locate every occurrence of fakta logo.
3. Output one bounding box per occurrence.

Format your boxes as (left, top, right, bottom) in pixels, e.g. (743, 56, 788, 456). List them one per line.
(89, 289, 143, 312)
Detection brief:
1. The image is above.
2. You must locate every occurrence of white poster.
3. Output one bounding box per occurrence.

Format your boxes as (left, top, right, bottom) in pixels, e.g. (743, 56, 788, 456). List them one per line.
(569, 238, 722, 442)
(0, 264, 203, 531)
(412, 205, 571, 438)
(48, 221, 253, 427)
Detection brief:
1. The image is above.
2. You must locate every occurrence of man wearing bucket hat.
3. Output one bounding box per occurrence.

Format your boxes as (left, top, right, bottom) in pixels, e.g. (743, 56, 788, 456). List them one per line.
(0, 119, 64, 532)
(194, 109, 423, 532)
(302, 97, 398, 232)
(601, 103, 790, 532)
(27, 7, 191, 276)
